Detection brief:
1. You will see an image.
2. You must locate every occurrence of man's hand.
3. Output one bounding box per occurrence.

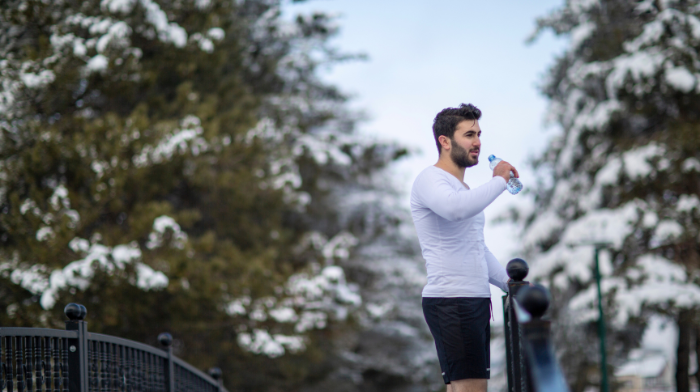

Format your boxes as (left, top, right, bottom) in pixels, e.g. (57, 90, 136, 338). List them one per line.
(493, 161, 519, 182)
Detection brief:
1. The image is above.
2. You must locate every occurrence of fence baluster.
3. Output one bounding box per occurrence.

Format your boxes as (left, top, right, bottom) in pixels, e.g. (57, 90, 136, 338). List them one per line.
(155, 355, 162, 392)
(118, 346, 124, 392)
(34, 337, 42, 392)
(106, 343, 112, 392)
(150, 354, 155, 392)
(142, 352, 148, 392)
(146, 353, 155, 392)
(90, 341, 98, 392)
(61, 339, 68, 392)
(141, 354, 146, 392)
(154, 356, 160, 392)
(127, 350, 134, 392)
(8, 337, 15, 392)
(44, 338, 51, 392)
(161, 357, 167, 392)
(188, 369, 193, 392)
(146, 354, 151, 392)
(101, 342, 108, 392)
(124, 349, 131, 392)
(25, 337, 33, 392)
(157, 357, 162, 392)
(158, 355, 163, 392)
(134, 351, 141, 392)
(1, 336, 5, 392)
(52, 339, 60, 392)
(134, 349, 140, 392)
(112, 344, 117, 392)
(110, 345, 117, 392)
(16, 336, 25, 392)
(138, 350, 145, 392)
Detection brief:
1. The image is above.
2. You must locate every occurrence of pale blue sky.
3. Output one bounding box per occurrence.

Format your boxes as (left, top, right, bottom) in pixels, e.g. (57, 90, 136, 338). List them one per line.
(284, 0, 566, 179)
(283, 0, 567, 310)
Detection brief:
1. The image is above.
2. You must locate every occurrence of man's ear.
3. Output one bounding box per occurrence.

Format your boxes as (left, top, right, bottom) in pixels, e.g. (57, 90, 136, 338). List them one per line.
(438, 135, 451, 152)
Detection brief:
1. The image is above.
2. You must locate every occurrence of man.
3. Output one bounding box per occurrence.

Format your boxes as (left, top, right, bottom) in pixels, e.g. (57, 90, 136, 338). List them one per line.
(410, 103, 518, 392)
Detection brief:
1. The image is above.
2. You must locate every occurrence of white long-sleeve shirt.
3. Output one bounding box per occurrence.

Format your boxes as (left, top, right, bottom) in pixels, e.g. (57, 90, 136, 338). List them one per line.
(410, 166, 510, 297)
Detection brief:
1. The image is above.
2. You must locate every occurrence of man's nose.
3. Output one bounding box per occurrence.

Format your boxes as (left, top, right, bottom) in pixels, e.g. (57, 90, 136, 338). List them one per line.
(474, 137, 481, 148)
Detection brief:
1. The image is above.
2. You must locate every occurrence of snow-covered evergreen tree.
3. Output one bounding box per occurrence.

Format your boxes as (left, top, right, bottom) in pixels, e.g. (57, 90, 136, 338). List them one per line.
(524, 0, 700, 390)
(0, 0, 432, 390)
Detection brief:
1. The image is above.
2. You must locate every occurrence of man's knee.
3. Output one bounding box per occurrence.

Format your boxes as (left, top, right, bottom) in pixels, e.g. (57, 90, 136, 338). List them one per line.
(450, 378, 487, 392)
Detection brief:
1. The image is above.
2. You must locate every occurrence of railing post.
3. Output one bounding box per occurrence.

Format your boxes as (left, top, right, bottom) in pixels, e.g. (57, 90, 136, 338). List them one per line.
(64, 304, 88, 392)
(158, 333, 174, 392)
(516, 285, 570, 392)
(503, 293, 513, 392)
(505, 258, 530, 392)
(208, 368, 223, 392)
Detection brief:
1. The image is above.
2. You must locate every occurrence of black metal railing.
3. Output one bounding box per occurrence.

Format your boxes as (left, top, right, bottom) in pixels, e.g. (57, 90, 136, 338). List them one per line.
(0, 304, 226, 392)
(503, 259, 569, 392)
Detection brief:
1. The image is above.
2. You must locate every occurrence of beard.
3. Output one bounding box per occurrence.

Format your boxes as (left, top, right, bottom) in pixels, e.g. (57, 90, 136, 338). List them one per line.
(450, 139, 478, 168)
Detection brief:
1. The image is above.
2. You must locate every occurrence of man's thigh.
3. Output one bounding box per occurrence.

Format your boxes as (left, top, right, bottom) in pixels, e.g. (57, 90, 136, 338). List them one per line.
(423, 297, 492, 383)
(449, 378, 487, 392)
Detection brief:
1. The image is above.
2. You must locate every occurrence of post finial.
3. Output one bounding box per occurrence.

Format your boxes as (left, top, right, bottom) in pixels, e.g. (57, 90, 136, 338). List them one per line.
(158, 332, 173, 347)
(64, 303, 87, 320)
(516, 284, 550, 318)
(506, 258, 529, 282)
(209, 368, 222, 380)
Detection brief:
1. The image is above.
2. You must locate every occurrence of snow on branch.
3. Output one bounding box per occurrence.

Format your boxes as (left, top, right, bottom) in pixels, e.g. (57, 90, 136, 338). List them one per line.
(227, 232, 361, 357)
(237, 329, 305, 358)
(133, 115, 208, 167)
(101, 0, 186, 47)
(241, 116, 364, 209)
(528, 200, 644, 285)
(569, 254, 700, 327)
(146, 215, 188, 250)
(522, 2, 700, 337)
(0, 237, 169, 310)
(538, 4, 700, 178)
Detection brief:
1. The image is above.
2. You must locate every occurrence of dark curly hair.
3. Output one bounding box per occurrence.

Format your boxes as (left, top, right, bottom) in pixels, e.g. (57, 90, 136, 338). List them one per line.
(432, 103, 482, 154)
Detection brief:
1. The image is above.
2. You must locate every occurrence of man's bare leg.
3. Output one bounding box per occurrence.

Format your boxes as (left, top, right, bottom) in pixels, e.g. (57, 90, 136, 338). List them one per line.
(447, 379, 487, 392)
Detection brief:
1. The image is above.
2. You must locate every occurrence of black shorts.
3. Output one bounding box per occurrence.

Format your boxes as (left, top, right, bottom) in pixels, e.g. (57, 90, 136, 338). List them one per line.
(422, 297, 491, 384)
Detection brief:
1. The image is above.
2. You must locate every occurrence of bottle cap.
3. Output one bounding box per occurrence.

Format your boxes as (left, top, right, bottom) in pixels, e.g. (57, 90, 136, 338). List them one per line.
(488, 154, 496, 161)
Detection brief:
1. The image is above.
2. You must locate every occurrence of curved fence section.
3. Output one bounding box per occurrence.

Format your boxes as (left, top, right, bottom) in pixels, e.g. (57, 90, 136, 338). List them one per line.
(0, 304, 226, 392)
(172, 360, 218, 392)
(86, 334, 169, 392)
(0, 329, 75, 392)
(503, 258, 569, 392)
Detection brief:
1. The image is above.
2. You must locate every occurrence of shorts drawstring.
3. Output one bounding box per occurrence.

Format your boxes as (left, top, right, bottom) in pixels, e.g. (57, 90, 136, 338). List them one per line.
(489, 299, 494, 321)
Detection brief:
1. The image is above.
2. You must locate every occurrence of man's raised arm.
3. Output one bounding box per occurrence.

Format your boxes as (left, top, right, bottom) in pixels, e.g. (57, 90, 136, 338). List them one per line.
(416, 174, 506, 221)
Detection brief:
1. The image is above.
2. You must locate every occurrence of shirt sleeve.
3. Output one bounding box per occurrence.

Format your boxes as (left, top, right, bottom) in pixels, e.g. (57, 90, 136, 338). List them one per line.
(416, 173, 507, 221)
(485, 245, 509, 292)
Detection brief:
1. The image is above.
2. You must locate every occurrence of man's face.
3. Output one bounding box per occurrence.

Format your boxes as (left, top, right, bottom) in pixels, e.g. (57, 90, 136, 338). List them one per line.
(446, 120, 481, 168)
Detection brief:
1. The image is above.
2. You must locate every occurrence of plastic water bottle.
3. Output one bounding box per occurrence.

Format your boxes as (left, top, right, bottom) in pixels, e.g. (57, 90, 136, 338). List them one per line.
(488, 155, 523, 195)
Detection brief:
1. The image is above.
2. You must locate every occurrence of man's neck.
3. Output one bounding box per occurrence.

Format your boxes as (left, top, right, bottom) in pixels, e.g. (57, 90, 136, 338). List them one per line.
(434, 156, 466, 182)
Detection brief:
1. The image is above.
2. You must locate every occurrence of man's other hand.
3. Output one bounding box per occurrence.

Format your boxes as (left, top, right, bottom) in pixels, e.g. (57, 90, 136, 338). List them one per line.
(493, 161, 519, 182)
